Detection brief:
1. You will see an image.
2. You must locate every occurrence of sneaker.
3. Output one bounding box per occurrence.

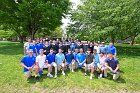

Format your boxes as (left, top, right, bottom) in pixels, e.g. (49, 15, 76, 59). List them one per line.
(84, 73, 87, 76)
(49, 74, 53, 78)
(35, 76, 40, 81)
(72, 69, 74, 72)
(62, 72, 65, 75)
(90, 76, 93, 80)
(47, 73, 50, 77)
(98, 74, 103, 79)
(54, 75, 57, 78)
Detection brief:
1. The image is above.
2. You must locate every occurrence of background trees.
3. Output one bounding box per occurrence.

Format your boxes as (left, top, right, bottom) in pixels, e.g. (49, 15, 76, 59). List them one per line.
(67, 0, 140, 45)
(0, 0, 71, 42)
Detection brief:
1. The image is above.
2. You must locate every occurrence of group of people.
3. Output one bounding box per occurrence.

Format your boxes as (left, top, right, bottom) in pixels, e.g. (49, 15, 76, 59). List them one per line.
(21, 38, 120, 81)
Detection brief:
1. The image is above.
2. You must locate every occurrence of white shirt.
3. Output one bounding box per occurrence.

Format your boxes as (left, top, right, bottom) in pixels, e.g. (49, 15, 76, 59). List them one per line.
(36, 55, 46, 68)
(24, 42, 30, 52)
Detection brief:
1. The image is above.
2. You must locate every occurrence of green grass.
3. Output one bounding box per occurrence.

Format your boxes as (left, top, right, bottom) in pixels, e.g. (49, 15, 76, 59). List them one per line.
(0, 41, 140, 93)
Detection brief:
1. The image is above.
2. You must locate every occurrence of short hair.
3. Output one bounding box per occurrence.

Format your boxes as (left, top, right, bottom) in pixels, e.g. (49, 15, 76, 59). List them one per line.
(87, 48, 91, 51)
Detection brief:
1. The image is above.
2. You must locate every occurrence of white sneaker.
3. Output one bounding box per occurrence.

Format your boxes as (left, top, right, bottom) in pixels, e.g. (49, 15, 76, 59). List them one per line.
(54, 75, 57, 78)
(99, 74, 103, 78)
(72, 69, 74, 72)
(47, 73, 50, 77)
(90, 76, 93, 80)
(62, 72, 65, 75)
(84, 73, 87, 76)
(49, 74, 53, 78)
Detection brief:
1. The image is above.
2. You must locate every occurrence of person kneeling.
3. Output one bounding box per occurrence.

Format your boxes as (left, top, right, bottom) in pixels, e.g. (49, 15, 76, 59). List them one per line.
(65, 49, 75, 72)
(55, 48, 66, 75)
(46, 49, 57, 78)
(85, 49, 94, 80)
(104, 52, 120, 80)
(21, 49, 40, 81)
(36, 49, 53, 78)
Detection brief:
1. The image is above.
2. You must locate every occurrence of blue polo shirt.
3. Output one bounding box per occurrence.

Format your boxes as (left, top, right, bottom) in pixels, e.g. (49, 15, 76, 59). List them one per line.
(105, 58, 119, 71)
(76, 53, 86, 63)
(55, 53, 65, 65)
(36, 43, 44, 54)
(73, 52, 78, 62)
(46, 53, 55, 64)
(94, 53, 100, 67)
(21, 55, 36, 72)
(29, 44, 37, 53)
(106, 46, 117, 55)
(65, 53, 74, 64)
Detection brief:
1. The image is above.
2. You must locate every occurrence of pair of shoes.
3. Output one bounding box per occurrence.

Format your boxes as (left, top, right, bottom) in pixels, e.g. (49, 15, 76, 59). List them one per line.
(47, 73, 53, 78)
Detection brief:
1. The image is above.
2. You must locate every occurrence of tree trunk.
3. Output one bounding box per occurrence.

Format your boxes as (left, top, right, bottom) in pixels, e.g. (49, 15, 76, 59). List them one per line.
(130, 36, 135, 46)
(19, 36, 24, 43)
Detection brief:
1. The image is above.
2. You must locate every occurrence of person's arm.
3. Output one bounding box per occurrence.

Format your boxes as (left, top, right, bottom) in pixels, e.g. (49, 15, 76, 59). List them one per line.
(114, 47, 117, 57)
(105, 63, 113, 71)
(21, 62, 28, 69)
(114, 64, 120, 72)
(24, 47, 27, 55)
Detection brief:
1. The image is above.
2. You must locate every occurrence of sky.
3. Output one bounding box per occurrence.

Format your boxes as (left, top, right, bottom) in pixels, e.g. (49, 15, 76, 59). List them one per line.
(61, 0, 81, 32)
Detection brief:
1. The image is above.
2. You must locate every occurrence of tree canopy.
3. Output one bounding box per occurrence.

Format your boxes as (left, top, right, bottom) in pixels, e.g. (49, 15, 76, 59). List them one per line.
(0, 0, 71, 42)
(67, 0, 140, 44)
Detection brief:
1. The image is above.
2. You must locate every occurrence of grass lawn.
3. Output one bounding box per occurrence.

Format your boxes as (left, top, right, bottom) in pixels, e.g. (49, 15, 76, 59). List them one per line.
(0, 41, 140, 93)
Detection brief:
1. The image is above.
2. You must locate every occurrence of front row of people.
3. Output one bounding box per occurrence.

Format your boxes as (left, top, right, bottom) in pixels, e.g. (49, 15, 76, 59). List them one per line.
(21, 48, 120, 81)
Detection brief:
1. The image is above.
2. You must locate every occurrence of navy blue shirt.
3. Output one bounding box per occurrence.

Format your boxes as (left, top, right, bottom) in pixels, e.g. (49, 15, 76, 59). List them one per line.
(21, 55, 36, 72)
(65, 53, 74, 64)
(105, 58, 119, 70)
(46, 53, 55, 64)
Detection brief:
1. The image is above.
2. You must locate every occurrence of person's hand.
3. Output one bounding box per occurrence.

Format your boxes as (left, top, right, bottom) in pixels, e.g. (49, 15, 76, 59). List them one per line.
(27, 67, 32, 71)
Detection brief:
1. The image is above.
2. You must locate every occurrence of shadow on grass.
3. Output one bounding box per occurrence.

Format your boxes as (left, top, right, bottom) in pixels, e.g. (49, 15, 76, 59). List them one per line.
(0, 42, 23, 55)
(105, 73, 126, 83)
(116, 44, 140, 57)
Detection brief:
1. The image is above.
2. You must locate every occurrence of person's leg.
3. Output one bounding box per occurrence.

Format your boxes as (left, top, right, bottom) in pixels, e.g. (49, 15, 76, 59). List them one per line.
(84, 63, 87, 76)
(90, 64, 94, 79)
(52, 62, 57, 78)
(104, 67, 109, 77)
(61, 63, 65, 75)
(34, 65, 40, 77)
(47, 64, 53, 77)
(25, 71, 32, 79)
(113, 72, 120, 80)
(71, 61, 74, 72)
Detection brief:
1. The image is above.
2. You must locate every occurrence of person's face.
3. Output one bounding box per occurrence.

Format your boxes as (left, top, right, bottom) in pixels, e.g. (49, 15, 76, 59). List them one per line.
(93, 50, 97, 54)
(40, 40, 42, 43)
(87, 50, 91, 54)
(33, 41, 36, 44)
(72, 43, 74, 45)
(40, 50, 44, 55)
(68, 50, 71, 54)
(107, 53, 113, 58)
(110, 43, 113, 47)
(46, 42, 49, 45)
(59, 49, 62, 53)
(100, 53, 104, 57)
(29, 51, 33, 55)
(53, 40, 56, 44)
(28, 39, 31, 43)
(75, 49, 79, 53)
(80, 49, 83, 53)
(50, 49, 54, 54)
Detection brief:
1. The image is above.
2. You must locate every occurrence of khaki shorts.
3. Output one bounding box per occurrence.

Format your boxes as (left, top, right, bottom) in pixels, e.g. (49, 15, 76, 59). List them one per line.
(104, 67, 120, 80)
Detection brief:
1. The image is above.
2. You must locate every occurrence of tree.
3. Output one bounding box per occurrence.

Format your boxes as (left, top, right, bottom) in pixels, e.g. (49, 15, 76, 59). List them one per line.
(0, 0, 71, 41)
(67, 0, 140, 44)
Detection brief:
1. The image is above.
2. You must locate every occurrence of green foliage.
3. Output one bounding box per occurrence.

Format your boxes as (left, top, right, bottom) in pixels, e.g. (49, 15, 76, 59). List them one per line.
(0, 0, 71, 39)
(67, 0, 140, 43)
